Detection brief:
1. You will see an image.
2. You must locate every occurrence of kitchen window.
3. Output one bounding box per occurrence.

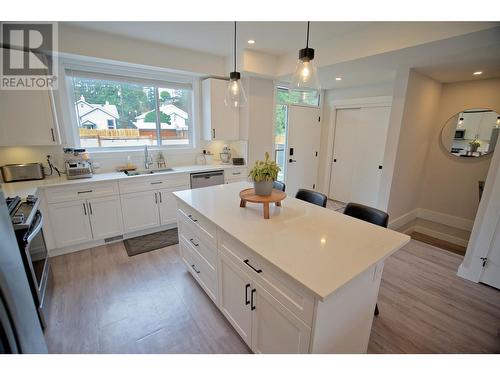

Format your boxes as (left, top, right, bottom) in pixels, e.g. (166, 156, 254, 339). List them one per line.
(67, 70, 194, 149)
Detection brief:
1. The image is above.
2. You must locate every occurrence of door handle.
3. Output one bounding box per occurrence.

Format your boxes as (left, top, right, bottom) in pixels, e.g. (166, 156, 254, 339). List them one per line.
(88, 202, 93, 215)
(244, 259, 262, 273)
(245, 283, 250, 305)
(333, 159, 337, 163)
(250, 288, 256, 310)
(191, 264, 201, 274)
(289, 159, 296, 163)
(154, 192, 158, 204)
(159, 192, 162, 203)
(189, 238, 199, 247)
(83, 203, 87, 216)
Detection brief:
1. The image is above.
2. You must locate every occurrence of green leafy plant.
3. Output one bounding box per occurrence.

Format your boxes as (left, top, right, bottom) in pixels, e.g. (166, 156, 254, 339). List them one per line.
(469, 138, 481, 148)
(248, 152, 281, 182)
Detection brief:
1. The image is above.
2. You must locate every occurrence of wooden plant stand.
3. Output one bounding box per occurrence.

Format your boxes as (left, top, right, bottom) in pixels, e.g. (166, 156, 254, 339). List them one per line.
(239, 188, 287, 219)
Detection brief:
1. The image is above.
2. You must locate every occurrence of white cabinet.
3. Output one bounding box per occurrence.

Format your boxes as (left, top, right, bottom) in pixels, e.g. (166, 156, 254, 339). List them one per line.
(219, 253, 253, 346)
(48, 199, 93, 248)
(251, 282, 311, 354)
(217, 252, 310, 353)
(87, 196, 124, 240)
(224, 167, 248, 184)
(121, 184, 189, 233)
(120, 190, 160, 233)
(0, 86, 59, 146)
(202, 78, 239, 141)
(48, 195, 123, 248)
(159, 187, 181, 226)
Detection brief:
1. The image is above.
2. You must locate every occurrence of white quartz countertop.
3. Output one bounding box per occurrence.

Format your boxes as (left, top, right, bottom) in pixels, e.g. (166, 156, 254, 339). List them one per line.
(0, 163, 245, 198)
(174, 182, 410, 301)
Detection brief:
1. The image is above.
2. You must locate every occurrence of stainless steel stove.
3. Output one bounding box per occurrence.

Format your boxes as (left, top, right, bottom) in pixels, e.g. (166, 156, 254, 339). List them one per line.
(5, 194, 51, 329)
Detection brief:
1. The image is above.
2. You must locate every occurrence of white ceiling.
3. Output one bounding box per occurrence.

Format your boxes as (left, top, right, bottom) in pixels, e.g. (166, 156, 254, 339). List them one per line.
(67, 22, 500, 89)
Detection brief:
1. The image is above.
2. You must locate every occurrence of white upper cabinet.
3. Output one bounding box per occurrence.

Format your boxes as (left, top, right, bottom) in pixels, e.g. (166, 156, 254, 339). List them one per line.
(0, 87, 59, 146)
(202, 78, 239, 141)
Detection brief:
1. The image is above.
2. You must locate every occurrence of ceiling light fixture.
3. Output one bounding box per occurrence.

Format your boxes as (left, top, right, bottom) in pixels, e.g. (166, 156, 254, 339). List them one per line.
(335, 77, 342, 81)
(290, 21, 320, 92)
(473, 71, 483, 75)
(225, 22, 247, 109)
(247, 39, 255, 44)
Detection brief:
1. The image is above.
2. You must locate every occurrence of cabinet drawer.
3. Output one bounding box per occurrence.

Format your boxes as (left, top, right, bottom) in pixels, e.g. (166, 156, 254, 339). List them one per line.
(225, 167, 248, 181)
(177, 202, 216, 247)
(178, 215, 217, 269)
(44, 181, 119, 204)
(220, 231, 314, 326)
(118, 173, 190, 194)
(180, 236, 217, 303)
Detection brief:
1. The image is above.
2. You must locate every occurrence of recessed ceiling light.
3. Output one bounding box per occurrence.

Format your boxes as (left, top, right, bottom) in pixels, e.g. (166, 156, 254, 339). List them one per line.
(247, 40, 255, 45)
(335, 77, 342, 81)
(473, 71, 483, 75)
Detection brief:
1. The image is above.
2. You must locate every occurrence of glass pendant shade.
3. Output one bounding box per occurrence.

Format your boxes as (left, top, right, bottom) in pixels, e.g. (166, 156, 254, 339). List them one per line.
(291, 49, 320, 91)
(225, 72, 247, 108)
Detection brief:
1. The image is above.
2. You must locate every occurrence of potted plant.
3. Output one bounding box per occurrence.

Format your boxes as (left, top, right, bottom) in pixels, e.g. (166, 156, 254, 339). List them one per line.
(469, 138, 481, 153)
(248, 152, 281, 196)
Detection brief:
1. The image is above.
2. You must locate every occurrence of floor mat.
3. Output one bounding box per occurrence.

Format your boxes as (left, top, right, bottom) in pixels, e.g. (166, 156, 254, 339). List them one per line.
(124, 228, 179, 256)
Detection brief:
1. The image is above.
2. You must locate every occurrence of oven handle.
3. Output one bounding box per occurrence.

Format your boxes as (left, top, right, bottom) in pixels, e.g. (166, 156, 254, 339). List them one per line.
(24, 211, 44, 244)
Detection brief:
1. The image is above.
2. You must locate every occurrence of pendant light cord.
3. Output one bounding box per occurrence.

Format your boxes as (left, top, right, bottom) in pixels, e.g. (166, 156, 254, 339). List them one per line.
(306, 21, 310, 49)
(234, 21, 237, 72)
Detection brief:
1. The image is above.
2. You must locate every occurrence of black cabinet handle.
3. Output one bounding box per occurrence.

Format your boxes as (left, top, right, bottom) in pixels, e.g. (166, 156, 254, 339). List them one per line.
(191, 264, 200, 274)
(245, 283, 250, 305)
(289, 159, 296, 163)
(159, 192, 162, 203)
(88, 202, 93, 215)
(50, 128, 55, 142)
(188, 214, 198, 222)
(212, 129, 216, 139)
(154, 192, 158, 204)
(78, 190, 93, 194)
(333, 159, 337, 163)
(83, 203, 87, 215)
(251, 288, 256, 310)
(244, 259, 262, 274)
(189, 238, 199, 247)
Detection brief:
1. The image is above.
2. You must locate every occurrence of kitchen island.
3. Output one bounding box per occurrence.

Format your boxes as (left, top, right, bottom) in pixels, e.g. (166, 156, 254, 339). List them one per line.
(173, 182, 410, 353)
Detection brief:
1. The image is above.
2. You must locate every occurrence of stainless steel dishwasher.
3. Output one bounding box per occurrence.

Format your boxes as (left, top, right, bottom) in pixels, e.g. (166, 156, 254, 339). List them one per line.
(190, 170, 225, 189)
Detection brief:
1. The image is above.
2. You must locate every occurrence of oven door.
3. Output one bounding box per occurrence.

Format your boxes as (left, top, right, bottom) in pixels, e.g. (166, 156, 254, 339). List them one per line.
(22, 210, 50, 325)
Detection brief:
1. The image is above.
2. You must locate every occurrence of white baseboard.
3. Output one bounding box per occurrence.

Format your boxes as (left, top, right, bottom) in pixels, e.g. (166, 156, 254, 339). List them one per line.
(389, 208, 471, 247)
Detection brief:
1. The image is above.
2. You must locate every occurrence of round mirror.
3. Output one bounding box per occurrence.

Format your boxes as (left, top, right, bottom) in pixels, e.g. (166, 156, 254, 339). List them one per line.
(441, 109, 500, 158)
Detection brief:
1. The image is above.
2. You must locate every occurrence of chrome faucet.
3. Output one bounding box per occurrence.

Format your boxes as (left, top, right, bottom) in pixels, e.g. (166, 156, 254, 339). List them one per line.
(144, 145, 154, 169)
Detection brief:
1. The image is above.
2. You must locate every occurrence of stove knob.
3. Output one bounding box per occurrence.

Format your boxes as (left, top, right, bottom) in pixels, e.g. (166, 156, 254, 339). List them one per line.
(12, 213, 25, 224)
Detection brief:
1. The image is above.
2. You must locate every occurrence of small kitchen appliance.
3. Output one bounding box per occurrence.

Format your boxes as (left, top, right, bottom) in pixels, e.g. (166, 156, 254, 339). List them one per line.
(63, 148, 93, 180)
(220, 145, 231, 164)
(1, 163, 44, 182)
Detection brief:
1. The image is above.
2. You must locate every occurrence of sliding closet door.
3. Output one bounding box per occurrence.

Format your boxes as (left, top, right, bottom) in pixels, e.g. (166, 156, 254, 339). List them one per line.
(329, 108, 360, 203)
(329, 106, 390, 207)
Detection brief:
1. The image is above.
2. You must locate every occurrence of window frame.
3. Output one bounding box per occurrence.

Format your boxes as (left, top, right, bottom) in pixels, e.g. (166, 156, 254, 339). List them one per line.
(275, 85, 321, 108)
(60, 59, 199, 153)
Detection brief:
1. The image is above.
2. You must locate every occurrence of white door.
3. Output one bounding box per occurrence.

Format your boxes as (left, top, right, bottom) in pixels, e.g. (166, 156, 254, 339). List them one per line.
(159, 186, 189, 226)
(48, 199, 93, 248)
(218, 253, 253, 346)
(285, 105, 321, 197)
(478, 215, 500, 289)
(329, 106, 391, 207)
(251, 282, 311, 354)
(87, 196, 124, 241)
(120, 191, 160, 233)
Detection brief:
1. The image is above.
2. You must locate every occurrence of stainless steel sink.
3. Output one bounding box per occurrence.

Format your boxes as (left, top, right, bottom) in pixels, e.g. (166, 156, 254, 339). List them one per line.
(124, 168, 174, 176)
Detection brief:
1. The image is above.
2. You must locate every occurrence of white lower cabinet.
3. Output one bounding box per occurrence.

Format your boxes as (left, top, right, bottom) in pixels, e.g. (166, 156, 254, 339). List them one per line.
(48, 199, 93, 248)
(219, 253, 253, 346)
(121, 190, 160, 233)
(87, 196, 124, 240)
(48, 195, 124, 248)
(217, 250, 311, 353)
(159, 187, 182, 226)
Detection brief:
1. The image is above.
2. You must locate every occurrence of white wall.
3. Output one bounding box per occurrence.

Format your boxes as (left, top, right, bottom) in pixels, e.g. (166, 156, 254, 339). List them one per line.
(386, 70, 443, 220)
(418, 78, 500, 221)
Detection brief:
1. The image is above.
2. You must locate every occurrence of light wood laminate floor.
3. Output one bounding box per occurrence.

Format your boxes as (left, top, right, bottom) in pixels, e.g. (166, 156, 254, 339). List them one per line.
(45, 240, 500, 353)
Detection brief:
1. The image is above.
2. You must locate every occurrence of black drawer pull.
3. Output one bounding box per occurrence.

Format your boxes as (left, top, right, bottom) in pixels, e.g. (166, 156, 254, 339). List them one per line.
(244, 259, 262, 274)
(251, 288, 256, 310)
(245, 283, 250, 305)
(150, 181, 163, 185)
(191, 264, 201, 274)
(189, 238, 199, 247)
(77, 190, 93, 194)
(188, 214, 198, 222)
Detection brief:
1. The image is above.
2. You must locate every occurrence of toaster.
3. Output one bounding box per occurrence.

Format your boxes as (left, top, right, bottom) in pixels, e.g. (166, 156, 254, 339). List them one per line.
(1, 163, 45, 182)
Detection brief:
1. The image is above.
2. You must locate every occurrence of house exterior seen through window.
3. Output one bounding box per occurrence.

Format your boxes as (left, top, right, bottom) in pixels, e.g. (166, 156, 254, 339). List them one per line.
(70, 74, 193, 149)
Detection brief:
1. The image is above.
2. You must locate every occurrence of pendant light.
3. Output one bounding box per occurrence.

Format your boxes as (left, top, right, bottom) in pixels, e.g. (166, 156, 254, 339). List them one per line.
(290, 21, 320, 92)
(225, 21, 247, 109)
